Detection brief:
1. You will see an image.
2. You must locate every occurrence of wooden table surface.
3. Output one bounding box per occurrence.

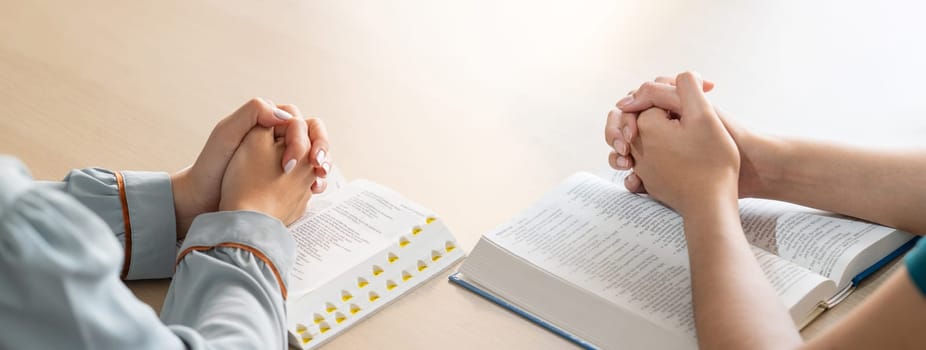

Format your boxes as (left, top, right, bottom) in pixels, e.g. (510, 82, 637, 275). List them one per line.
(3, 0, 925, 348)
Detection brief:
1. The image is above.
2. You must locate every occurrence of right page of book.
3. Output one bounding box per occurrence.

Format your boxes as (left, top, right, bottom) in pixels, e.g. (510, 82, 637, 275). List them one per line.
(739, 198, 904, 287)
(484, 172, 831, 338)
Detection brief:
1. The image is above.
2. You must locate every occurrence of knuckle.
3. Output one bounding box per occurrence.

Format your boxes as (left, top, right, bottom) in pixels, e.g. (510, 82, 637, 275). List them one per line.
(245, 97, 266, 111)
(608, 108, 620, 119)
(306, 118, 330, 141)
(606, 109, 621, 128)
(306, 116, 323, 126)
(282, 104, 302, 115)
(624, 173, 639, 189)
(288, 118, 309, 132)
(605, 129, 620, 145)
(215, 115, 234, 130)
(656, 76, 675, 84)
(638, 81, 657, 93)
(677, 71, 698, 83)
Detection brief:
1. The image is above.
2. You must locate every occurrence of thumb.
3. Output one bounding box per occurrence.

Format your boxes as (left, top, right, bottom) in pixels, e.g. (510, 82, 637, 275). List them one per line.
(194, 98, 286, 178)
(206, 98, 284, 155)
(675, 71, 712, 119)
(218, 98, 289, 144)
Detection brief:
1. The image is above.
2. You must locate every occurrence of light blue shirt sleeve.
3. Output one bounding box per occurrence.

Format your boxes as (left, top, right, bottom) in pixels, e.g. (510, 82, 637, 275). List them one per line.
(37, 167, 178, 280)
(0, 156, 297, 349)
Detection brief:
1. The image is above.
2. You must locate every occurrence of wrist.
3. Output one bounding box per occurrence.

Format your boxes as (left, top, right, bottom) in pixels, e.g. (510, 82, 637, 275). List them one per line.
(681, 192, 742, 238)
(219, 197, 271, 218)
(737, 132, 790, 199)
(170, 170, 194, 241)
(679, 185, 739, 219)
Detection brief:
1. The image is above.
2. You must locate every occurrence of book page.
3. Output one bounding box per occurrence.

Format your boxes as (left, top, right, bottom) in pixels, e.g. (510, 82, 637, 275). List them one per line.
(485, 172, 829, 336)
(287, 180, 431, 297)
(302, 164, 349, 216)
(739, 198, 901, 286)
(598, 169, 909, 287)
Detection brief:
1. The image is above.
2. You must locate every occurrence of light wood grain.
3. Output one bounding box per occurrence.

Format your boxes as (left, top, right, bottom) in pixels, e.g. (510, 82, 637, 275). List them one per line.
(2, 0, 925, 348)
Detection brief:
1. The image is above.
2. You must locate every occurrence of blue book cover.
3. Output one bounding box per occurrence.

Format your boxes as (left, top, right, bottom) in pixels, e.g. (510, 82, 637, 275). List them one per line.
(448, 273, 600, 350)
(851, 236, 919, 286)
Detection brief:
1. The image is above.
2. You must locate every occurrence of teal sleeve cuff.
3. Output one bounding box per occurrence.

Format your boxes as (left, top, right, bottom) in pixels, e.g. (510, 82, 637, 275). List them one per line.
(180, 211, 296, 290)
(905, 238, 926, 296)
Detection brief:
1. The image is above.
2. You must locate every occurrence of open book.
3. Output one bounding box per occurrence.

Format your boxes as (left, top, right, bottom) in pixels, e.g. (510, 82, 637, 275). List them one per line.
(451, 171, 916, 349)
(284, 166, 465, 348)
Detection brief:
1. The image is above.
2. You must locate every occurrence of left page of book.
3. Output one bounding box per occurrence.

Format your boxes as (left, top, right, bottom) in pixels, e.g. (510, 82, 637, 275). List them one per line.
(482, 172, 832, 338)
(287, 179, 433, 298)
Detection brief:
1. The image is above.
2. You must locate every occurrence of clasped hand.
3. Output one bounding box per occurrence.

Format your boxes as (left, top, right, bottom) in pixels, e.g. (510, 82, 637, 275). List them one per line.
(604, 72, 743, 216)
(171, 98, 332, 239)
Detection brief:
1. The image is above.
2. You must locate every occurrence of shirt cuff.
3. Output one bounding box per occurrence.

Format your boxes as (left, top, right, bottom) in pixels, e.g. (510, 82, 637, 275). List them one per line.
(178, 211, 296, 299)
(60, 168, 178, 280)
(120, 171, 178, 280)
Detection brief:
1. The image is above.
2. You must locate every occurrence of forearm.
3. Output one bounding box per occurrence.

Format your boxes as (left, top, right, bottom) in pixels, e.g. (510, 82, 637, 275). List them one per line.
(684, 197, 801, 350)
(755, 137, 926, 234)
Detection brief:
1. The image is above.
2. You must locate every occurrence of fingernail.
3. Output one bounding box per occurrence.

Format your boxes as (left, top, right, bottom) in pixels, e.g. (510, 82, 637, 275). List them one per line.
(625, 173, 637, 186)
(622, 126, 632, 142)
(284, 158, 297, 173)
(322, 162, 331, 174)
(617, 156, 629, 168)
(617, 95, 634, 108)
(315, 149, 326, 165)
(314, 178, 327, 192)
(273, 107, 293, 120)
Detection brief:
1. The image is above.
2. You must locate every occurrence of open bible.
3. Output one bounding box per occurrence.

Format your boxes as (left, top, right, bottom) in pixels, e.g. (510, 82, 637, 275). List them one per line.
(283, 167, 465, 348)
(451, 171, 916, 349)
